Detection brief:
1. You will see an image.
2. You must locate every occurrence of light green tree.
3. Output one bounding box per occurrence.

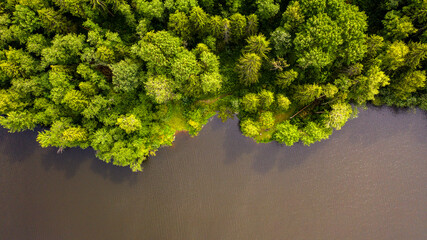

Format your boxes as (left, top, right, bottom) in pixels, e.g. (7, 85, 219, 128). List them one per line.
(230, 13, 246, 41)
(243, 34, 271, 59)
(392, 71, 426, 100)
(381, 41, 409, 72)
(270, 27, 292, 57)
(236, 53, 262, 86)
(323, 102, 352, 130)
(110, 59, 141, 92)
(62, 89, 89, 112)
(134, 0, 165, 20)
(42, 33, 86, 65)
(145, 75, 175, 104)
(241, 93, 260, 112)
(246, 14, 258, 36)
(258, 90, 274, 109)
(293, 84, 323, 105)
(274, 121, 300, 146)
(301, 121, 332, 145)
(168, 11, 191, 40)
(259, 111, 274, 129)
(117, 114, 142, 134)
(350, 66, 390, 104)
(189, 6, 209, 36)
(276, 94, 291, 110)
(255, 0, 279, 20)
(382, 10, 417, 40)
(276, 69, 298, 89)
(240, 119, 260, 138)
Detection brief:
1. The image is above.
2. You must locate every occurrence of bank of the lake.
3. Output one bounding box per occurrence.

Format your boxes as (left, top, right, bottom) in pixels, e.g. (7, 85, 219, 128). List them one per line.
(1, 107, 426, 240)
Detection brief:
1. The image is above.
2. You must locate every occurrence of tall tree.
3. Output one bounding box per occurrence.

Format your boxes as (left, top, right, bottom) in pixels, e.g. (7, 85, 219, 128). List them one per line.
(243, 34, 271, 59)
(274, 121, 300, 146)
(236, 53, 262, 86)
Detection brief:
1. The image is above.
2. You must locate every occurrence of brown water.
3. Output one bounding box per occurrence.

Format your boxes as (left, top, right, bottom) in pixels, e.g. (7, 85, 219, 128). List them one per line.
(0, 107, 426, 240)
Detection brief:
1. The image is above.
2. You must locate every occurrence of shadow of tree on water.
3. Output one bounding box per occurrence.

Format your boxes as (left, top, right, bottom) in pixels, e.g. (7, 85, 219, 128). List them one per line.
(0, 128, 39, 163)
(89, 156, 139, 185)
(0, 127, 137, 184)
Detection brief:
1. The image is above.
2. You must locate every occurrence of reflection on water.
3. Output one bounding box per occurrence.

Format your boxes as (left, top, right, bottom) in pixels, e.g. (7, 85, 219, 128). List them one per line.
(1, 107, 426, 240)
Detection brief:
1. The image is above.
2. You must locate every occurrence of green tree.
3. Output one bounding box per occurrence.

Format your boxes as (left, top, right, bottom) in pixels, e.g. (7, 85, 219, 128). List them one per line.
(392, 70, 426, 100)
(62, 127, 88, 144)
(1, 47, 40, 78)
(366, 35, 385, 58)
(199, 50, 220, 73)
(293, 84, 322, 105)
(189, 6, 209, 36)
(258, 89, 274, 109)
(274, 121, 300, 146)
(246, 14, 258, 36)
(301, 121, 332, 146)
(136, 18, 151, 38)
(117, 114, 142, 134)
(200, 72, 222, 94)
(282, 1, 304, 31)
(406, 42, 427, 69)
(171, 50, 201, 84)
(276, 94, 291, 110)
(230, 13, 246, 41)
(79, 81, 97, 96)
(26, 34, 48, 56)
(236, 53, 262, 86)
(259, 111, 274, 129)
(255, 0, 279, 21)
(291, 0, 368, 68)
(0, 110, 37, 132)
(241, 93, 259, 112)
(62, 89, 89, 112)
(91, 128, 114, 153)
(110, 59, 141, 92)
(51, 0, 86, 18)
(37, 119, 89, 149)
(243, 34, 271, 59)
(134, 0, 165, 20)
(276, 69, 298, 88)
(350, 65, 390, 104)
(82, 95, 108, 119)
(12, 5, 40, 33)
(168, 11, 191, 40)
(209, 15, 225, 39)
(145, 75, 175, 104)
(381, 41, 409, 72)
(37, 8, 70, 34)
(42, 34, 86, 65)
(382, 10, 417, 40)
(240, 118, 260, 138)
(322, 83, 338, 98)
(270, 27, 292, 57)
(323, 102, 352, 130)
(164, 0, 198, 13)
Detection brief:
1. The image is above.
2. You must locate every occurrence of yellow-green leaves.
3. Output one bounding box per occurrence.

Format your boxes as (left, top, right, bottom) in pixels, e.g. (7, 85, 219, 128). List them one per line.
(145, 75, 175, 104)
(243, 34, 271, 59)
(274, 121, 300, 146)
(117, 114, 142, 134)
(236, 53, 261, 86)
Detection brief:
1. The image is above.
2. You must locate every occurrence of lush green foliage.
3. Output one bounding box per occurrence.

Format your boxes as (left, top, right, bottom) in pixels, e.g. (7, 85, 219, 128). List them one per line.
(0, 0, 425, 171)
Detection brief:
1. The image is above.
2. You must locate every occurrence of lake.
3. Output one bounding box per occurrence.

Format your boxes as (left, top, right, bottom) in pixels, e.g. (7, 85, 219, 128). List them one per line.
(1, 106, 426, 239)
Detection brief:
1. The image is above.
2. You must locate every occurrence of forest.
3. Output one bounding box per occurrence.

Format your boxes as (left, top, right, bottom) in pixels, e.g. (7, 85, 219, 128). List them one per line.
(0, 0, 425, 171)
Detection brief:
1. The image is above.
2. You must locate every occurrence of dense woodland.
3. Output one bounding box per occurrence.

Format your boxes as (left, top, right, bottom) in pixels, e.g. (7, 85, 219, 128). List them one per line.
(0, 0, 426, 171)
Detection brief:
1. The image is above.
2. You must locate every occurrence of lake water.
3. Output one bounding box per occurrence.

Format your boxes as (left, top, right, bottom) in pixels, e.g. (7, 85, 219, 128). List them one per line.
(1, 107, 426, 239)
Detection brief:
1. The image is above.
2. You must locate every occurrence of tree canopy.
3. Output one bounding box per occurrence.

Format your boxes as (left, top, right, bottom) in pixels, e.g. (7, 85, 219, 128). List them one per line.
(0, 0, 426, 171)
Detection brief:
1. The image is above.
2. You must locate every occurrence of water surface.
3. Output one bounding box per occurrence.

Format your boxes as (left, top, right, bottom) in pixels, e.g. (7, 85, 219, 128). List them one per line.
(1, 107, 426, 239)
